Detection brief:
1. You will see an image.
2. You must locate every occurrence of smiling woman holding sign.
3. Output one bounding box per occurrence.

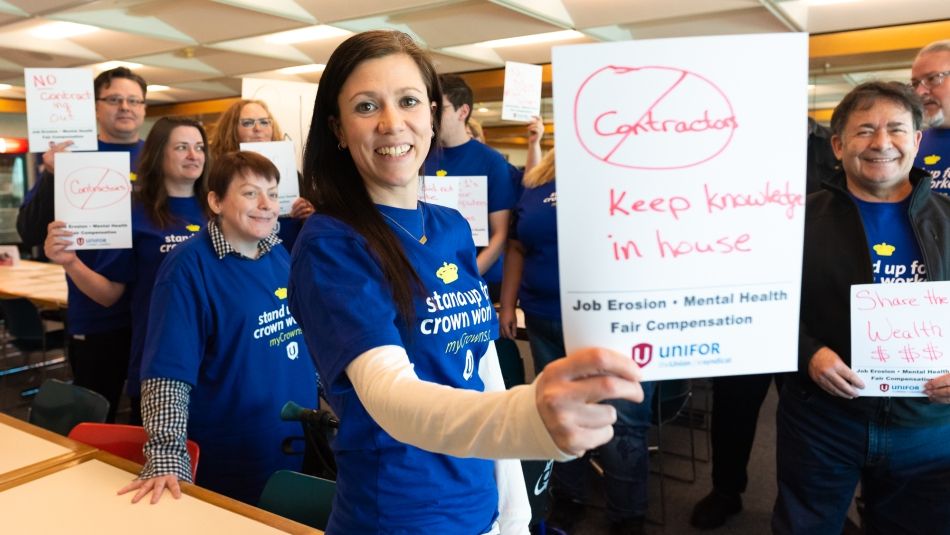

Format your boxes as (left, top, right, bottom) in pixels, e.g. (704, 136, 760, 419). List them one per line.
(287, 30, 645, 534)
(44, 117, 210, 423)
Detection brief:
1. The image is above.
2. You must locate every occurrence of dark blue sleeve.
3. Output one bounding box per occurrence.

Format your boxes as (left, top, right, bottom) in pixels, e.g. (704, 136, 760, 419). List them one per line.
(140, 250, 208, 387)
(83, 247, 135, 284)
(487, 154, 517, 213)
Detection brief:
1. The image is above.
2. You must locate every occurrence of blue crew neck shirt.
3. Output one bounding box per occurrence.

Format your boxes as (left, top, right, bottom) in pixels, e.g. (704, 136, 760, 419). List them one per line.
(289, 202, 500, 534)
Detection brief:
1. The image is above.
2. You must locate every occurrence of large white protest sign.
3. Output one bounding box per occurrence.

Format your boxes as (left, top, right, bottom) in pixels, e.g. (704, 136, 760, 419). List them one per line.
(421, 175, 488, 246)
(242, 78, 317, 171)
(54, 152, 132, 250)
(502, 61, 543, 122)
(552, 33, 808, 381)
(850, 281, 950, 397)
(25, 68, 98, 152)
(240, 140, 299, 215)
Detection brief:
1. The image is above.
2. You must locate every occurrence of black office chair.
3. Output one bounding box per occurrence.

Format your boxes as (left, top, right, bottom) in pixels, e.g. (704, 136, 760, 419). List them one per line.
(0, 299, 66, 405)
(0, 298, 64, 353)
(258, 470, 336, 530)
(29, 378, 109, 436)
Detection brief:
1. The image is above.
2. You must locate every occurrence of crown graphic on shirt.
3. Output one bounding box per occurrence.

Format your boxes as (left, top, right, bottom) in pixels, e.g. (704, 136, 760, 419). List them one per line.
(436, 262, 459, 284)
(924, 154, 941, 166)
(872, 242, 896, 257)
(274, 287, 288, 299)
(436, 169, 448, 177)
(186, 224, 200, 232)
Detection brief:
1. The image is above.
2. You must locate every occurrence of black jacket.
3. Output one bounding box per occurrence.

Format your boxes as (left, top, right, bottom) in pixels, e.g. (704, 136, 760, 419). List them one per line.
(794, 167, 950, 425)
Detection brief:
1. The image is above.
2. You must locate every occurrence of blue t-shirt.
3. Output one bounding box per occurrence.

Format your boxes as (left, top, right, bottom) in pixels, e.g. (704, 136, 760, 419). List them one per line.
(425, 139, 518, 283)
(65, 140, 144, 335)
(276, 215, 302, 252)
(140, 230, 317, 504)
(915, 128, 950, 195)
(125, 196, 206, 398)
(512, 180, 561, 320)
(852, 196, 927, 283)
(289, 202, 499, 534)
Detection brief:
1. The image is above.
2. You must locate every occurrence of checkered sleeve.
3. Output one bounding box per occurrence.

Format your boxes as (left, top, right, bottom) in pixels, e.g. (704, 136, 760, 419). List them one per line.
(139, 377, 194, 483)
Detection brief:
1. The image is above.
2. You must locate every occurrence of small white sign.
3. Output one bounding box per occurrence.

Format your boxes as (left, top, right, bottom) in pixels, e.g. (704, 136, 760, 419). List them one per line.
(419, 175, 461, 214)
(501, 61, 543, 122)
(25, 68, 98, 152)
(850, 281, 950, 397)
(54, 152, 132, 250)
(242, 78, 318, 171)
(240, 140, 300, 215)
(421, 175, 488, 246)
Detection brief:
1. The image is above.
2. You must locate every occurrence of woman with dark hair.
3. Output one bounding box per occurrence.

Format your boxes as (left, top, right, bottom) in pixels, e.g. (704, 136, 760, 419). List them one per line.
(289, 30, 645, 534)
(118, 151, 317, 505)
(45, 117, 210, 423)
(211, 98, 314, 251)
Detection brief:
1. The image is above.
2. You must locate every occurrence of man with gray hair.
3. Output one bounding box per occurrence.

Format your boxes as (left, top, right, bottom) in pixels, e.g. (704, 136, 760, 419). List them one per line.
(773, 81, 950, 534)
(912, 39, 950, 194)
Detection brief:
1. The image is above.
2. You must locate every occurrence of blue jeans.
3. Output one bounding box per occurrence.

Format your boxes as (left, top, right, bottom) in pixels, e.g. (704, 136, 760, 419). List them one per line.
(524, 314, 656, 521)
(773, 381, 950, 535)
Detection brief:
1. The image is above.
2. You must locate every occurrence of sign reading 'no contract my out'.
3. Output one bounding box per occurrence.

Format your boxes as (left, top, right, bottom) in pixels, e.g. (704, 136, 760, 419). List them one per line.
(552, 33, 808, 381)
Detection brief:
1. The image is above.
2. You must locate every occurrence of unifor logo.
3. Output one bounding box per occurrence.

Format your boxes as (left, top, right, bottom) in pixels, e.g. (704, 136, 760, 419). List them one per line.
(632, 343, 653, 367)
(286, 341, 299, 361)
(879, 383, 890, 393)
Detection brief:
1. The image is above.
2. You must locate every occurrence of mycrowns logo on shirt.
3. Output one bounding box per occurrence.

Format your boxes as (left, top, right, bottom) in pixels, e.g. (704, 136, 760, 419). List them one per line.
(924, 154, 941, 166)
(186, 224, 200, 232)
(436, 262, 458, 284)
(873, 243, 896, 257)
(274, 287, 288, 299)
(436, 169, 448, 177)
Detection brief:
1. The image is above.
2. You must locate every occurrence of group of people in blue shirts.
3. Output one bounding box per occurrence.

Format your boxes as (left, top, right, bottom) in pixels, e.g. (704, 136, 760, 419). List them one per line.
(16, 29, 648, 535)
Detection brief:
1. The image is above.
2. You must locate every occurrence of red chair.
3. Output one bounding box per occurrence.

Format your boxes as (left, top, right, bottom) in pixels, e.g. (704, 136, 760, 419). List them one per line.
(68, 422, 200, 481)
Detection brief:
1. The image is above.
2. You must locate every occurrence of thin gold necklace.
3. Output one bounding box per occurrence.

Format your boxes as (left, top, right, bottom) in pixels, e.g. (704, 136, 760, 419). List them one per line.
(380, 205, 427, 244)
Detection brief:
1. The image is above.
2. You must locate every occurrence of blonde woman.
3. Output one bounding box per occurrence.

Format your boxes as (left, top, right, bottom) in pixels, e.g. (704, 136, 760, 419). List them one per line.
(211, 99, 313, 249)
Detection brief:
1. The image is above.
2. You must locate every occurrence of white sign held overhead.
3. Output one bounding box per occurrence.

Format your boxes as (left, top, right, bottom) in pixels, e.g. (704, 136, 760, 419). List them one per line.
(240, 140, 300, 215)
(53, 152, 132, 250)
(242, 78, 318, 172)
(552, 33, 809, 381)
(501, 61, 543, 122)
(421, 175, 488, 246)
(25, 68, 98, 152)
(850, 281, 950, 397)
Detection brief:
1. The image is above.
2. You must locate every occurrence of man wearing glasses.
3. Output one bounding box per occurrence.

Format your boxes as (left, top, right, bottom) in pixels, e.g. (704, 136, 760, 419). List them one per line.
(912, 40, 950, 195)
(16, 67, 147, 423)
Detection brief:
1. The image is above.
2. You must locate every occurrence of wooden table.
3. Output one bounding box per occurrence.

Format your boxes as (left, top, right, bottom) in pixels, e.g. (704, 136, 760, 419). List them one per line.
(0, 412, 94, 486)
(0, 259, 67, 309)
(0, 418, 322, 534)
